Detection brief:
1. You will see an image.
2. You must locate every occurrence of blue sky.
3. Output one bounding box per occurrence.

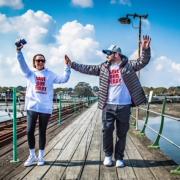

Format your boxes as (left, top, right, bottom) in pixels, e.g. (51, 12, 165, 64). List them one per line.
(0, 0, 180, 88)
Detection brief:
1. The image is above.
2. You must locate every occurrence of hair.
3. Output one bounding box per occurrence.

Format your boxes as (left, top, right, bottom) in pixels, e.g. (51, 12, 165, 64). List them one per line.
(32, 54, 46, 68)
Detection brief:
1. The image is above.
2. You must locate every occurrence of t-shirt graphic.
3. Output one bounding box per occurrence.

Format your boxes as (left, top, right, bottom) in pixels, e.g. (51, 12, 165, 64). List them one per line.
(35, 76, 47, 94)
(109, 69, 122, 86)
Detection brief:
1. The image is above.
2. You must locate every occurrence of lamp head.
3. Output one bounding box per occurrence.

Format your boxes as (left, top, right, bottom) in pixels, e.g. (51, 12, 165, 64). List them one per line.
(118, 17, 131, 24)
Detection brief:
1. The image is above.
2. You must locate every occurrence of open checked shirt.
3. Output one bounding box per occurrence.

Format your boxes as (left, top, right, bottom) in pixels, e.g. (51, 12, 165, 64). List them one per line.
(17, 51, 71, 114)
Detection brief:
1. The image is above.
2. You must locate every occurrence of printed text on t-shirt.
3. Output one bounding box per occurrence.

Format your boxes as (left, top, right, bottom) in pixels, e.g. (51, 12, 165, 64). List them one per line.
(35, 77, 47, 93)
(109, 69, 121, 86)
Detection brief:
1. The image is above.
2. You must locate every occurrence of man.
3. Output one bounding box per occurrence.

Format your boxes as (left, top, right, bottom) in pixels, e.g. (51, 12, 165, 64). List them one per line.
(65, 35, 151, 167)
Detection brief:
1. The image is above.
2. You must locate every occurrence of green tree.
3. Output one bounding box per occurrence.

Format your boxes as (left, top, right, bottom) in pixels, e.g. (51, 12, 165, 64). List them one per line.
(74, 82, 94, 97)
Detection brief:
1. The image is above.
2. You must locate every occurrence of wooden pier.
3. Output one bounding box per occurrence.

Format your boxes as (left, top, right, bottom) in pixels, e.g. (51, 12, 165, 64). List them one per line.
(0, 103, 179, 180)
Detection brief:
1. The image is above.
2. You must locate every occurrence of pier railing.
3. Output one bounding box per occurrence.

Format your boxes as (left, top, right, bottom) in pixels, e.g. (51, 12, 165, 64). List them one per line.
(0, 88, 98, 163)
(131, 95, 180, 175)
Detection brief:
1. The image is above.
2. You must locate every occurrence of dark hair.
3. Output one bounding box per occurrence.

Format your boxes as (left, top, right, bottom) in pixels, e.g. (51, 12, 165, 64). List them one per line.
(33, 54, 46, 68)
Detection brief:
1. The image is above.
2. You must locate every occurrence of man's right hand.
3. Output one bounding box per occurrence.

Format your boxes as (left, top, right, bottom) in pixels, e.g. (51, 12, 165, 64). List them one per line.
(65, 54, 72, 66)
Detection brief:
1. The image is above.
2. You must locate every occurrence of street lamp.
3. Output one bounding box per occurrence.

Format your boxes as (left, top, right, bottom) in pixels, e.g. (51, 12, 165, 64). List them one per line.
(118, 13, 148, 130)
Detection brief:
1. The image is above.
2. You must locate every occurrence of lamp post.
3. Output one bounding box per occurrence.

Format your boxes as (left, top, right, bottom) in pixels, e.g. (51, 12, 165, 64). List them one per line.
(118, 13, 148, 130)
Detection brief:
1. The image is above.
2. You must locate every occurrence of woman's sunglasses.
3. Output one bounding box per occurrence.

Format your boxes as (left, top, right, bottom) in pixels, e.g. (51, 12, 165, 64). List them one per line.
(35, 59, 45, 63)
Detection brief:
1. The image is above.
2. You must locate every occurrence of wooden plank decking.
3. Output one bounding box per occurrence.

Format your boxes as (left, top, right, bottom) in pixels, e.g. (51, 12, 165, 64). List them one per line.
(1, 103, 179, 180)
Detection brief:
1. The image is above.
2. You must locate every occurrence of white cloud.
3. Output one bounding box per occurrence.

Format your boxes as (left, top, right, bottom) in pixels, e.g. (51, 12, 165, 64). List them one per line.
(110, 0, 116, 4)
(72, 0, 93, 8)
(142, 19, 150, 26)
(14, 10, 55, 45)
(1, 9, 178, 88)
(0, 14, 12, 33)
(0, 10, 55, 46)
(0, 10, 103, 88)
(53, 20, 100, 64)
(120, 0, 131, 6)
(0, 0, 24, 9)
(110, 0, 131, 6)
(141, 55, 180, 87)
(171, 62, 180, 74)
(128, 50, 180, 87)
(129, 49, 138, 60)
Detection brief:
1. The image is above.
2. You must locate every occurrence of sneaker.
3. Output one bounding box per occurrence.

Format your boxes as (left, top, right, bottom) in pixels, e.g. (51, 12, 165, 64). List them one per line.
(116, 160, 125, 167)
(103, 156, 113, 167)
(37, 157, 45, 166)
(24, 155, 37, 167)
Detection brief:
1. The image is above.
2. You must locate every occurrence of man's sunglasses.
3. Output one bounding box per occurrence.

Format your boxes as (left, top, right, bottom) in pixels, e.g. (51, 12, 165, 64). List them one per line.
(35, 59, 45, 63)
(106, 51, 115, 56)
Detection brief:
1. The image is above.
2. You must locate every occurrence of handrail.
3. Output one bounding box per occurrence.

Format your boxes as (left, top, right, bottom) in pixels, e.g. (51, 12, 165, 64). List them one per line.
(2, 90, 98, 164)
(144, 124, 180, 149)
(132, 96, 180, 175)
(139, 107, 180, 121)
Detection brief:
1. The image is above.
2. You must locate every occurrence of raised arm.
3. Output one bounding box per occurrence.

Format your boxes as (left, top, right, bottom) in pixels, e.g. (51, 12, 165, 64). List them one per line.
(65, 55, 100, 76)
(130, 35, 151, 71)
(17, 50, 32, 78)
(53, 65, 71, 83)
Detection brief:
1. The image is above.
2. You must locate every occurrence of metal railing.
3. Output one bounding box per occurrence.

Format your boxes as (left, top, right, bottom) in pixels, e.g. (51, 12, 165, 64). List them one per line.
(0, 88, 98, 163)
(131, 96, 180, 175)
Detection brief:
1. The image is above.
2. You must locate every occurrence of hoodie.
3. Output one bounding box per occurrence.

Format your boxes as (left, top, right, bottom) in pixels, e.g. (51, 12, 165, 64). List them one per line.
(17, 51, 71, 114)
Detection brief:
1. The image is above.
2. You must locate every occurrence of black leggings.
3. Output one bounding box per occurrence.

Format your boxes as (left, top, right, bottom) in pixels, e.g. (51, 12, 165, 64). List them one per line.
(27, 110, 51, 150)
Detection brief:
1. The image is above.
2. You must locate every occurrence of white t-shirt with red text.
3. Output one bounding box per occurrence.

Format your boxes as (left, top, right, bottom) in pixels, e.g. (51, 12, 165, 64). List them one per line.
(107, 63, 132, 105)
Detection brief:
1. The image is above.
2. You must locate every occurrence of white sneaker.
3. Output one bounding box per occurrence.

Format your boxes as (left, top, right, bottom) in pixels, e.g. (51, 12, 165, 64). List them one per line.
(24, 155, 37, 167)
(103, 156, 113, 166)
(116, 160, 125, 167)
(37, 157, 45, 166)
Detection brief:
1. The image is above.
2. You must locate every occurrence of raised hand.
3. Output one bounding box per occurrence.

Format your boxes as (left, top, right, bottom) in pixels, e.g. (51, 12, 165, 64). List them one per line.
(142, 35, 151, 49)
(65, 54, 72, 66)
(16, 44, 24, 52)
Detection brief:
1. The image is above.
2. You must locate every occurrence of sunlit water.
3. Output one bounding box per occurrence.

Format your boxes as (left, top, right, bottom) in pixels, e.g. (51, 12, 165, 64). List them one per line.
(138, 116, 180, 164)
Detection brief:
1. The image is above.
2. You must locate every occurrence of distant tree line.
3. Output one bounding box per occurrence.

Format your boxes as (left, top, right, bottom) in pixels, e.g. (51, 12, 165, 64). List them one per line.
(143, 86, 180, 96)
(1, 85, 180, 97)
(0, 82, 100, 98)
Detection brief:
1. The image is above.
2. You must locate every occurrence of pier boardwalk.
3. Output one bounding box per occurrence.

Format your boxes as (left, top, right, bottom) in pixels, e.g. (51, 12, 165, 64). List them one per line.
(1, 103, 180, 180)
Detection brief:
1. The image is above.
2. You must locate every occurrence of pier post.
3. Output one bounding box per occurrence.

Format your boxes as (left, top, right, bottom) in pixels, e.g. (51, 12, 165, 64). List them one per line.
(171, 165, 180, 175)
(58, 94, 62, 125)
(149, 97, 166, 149)
(10, 87, 19, 163)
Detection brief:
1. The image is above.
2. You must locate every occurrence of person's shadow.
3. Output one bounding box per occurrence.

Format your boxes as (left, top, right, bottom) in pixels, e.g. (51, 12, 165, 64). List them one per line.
(44, 159, 176, 168)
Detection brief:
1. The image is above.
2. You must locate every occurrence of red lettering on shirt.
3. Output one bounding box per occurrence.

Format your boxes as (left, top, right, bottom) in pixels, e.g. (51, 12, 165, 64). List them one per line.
(109, 68, 121, 86)
(35, 76, 47, 94)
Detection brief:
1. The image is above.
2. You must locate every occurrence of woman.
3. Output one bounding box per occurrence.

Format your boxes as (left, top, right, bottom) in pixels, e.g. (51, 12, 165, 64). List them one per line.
(16, 44, 71, 166)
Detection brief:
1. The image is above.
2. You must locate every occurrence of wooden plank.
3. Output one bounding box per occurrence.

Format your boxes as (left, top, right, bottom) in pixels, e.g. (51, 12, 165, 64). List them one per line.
(99, 114, 118, 180)
(37, 106, 97, 180)
(116, 150, 137, 180)
(126, 134, 156, 180)
(80, 110, 101, 180)
(62, 109, 98, 179)
(0, 111, 83, 179)
(128, 131, 178, 180)
(42, 110, 96, 180)
(14, 105, 96, 180)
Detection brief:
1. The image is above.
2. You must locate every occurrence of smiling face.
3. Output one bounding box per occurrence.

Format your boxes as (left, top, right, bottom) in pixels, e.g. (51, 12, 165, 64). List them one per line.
(106, 52, 122, 64)
(33, 54, 46, 70)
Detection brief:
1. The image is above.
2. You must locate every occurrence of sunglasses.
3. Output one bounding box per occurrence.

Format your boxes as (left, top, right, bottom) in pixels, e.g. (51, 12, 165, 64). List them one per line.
(35, 59, 45, 63)
(106, 51, 115, 56)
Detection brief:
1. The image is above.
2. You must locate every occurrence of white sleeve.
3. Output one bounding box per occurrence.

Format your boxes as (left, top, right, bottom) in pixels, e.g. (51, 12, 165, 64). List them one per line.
(53, 65, 71, 84)
(17, 51, 32, 78)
